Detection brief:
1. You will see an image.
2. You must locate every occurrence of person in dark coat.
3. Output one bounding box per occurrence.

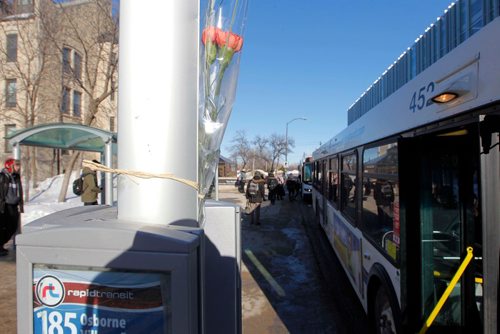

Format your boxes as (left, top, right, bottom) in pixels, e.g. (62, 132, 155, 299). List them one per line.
(245, 172, 266, 225)
(286, 176, 300, 201)
(266, 172, 279, 205)
(80, 166, 100, 205)
(276, 172, 285, 200)
(0, 158, 23, 256)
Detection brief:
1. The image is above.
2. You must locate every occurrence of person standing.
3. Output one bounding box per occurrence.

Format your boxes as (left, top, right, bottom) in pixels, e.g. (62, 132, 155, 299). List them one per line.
(0, 158, 23, 256)
(276, 171, 285, 200)
(267, 172, 279, 205)
(81, 166, 100, 205)
(245, 172, 265, 225)
(286, 176, 299, 201)
(237, 169, 246, 193)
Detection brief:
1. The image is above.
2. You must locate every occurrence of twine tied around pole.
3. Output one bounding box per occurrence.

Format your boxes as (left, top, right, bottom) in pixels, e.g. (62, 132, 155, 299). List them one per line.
(82, 159, 202, 197)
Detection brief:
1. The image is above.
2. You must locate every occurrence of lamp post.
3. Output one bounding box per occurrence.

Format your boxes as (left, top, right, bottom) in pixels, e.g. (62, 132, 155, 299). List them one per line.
(285, 117, 306, 169)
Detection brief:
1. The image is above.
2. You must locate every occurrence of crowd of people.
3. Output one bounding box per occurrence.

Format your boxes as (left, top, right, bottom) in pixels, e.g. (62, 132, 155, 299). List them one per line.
(241, 170, 302, 225)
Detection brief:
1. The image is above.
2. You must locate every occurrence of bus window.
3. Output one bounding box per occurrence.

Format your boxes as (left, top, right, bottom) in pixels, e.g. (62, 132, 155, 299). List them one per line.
(302, 161, 312, 184)
(321, 159, 327, 196)
(328, 157, 339, 206)
(341, 153, 357, 222)
(362, 144, 399, 263)
(313, 161, 318, 189)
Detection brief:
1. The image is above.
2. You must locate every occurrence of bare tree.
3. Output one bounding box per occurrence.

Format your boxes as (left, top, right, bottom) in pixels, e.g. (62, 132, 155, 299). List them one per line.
(0, 1, 117, 202)
(228, 130, 252, 170)
(0, 5, 62, 199)
(36, 0, 119, 202)
(268, 133, 294, 171)
(252, 135, 270, 170)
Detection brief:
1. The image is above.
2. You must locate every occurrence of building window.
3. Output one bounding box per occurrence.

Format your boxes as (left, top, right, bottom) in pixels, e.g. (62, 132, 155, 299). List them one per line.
(459, 0, 470, 43)
(61, 87, 70, 114)
(17, 0, 33, 14)
(73, 52, 82, 80)
(439, 16, 448, 58)
(4, 124, 16, 153)
(5, 79, 17, 108)
(109, 116, 115, 132)
(110, 52, 117, 101)
(6, 34, 17, 62)
(470, 0, 484, 35)
(62, 47, 71, 74)
(73, 91, 81, 117)
(110, 78, 115, 101)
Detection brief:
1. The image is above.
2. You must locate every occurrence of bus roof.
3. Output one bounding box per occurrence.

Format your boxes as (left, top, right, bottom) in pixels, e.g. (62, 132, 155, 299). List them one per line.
(314, 15, 500, 160)
(347, 0, 499, 125)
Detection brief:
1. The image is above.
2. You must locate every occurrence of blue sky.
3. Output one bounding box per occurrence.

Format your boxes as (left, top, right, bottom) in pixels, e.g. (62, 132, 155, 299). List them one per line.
(219, 0, 454, 165)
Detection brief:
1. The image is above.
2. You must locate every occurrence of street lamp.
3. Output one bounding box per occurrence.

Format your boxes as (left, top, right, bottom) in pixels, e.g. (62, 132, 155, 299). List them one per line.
(285, 117, 306, 169)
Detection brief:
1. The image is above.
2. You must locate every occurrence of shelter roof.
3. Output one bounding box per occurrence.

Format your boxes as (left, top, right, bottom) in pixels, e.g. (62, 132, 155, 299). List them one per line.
(5, 123, 116, 153)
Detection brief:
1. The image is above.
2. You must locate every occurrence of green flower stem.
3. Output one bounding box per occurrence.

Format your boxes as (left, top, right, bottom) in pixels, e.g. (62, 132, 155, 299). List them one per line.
(209, 46, 235, 120)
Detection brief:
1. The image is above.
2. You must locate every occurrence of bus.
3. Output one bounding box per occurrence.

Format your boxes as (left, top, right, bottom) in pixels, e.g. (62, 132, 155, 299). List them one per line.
(311, 2, 499, 333)
(300, 156, 313, 201)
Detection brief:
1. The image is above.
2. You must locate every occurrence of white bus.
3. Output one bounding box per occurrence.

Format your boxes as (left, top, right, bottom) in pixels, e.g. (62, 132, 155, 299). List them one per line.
(311, 1, 499, 333)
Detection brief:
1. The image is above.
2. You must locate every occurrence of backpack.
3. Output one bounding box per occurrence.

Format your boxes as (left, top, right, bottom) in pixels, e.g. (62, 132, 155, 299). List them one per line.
(268, 178, 278, 190)
(72, 176, 84, 196)
(247, 180, 259, 196)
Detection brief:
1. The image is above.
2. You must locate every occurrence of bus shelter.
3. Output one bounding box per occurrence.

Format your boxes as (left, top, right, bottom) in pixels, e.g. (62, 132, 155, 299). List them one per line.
(5, 123, 116, 205)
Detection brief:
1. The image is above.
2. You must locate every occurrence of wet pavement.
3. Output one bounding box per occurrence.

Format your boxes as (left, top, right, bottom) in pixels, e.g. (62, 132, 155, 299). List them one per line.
(0, 184, 369, 333)
(221, 185, 369, 334)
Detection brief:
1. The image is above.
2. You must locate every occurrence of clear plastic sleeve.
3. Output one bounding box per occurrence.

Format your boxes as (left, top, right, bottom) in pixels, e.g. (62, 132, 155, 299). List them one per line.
(198, 0, 248, 221)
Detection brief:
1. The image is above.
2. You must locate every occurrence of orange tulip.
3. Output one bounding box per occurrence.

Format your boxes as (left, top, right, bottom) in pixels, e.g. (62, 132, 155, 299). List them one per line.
(216, 31, 243, 52)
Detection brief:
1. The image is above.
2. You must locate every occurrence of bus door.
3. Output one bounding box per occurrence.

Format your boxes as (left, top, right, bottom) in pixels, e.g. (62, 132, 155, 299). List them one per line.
(399, 124, 483, 333)
(478, 114, 499, 334)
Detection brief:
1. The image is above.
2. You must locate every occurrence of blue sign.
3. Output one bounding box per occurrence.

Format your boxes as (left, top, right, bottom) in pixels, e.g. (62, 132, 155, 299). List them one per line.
(33, 267, 170, 334)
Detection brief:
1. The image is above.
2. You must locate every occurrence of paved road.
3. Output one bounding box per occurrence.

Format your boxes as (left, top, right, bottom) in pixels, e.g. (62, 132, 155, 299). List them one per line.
(218, 185, 369, 334)
(0, 185, 369, 334)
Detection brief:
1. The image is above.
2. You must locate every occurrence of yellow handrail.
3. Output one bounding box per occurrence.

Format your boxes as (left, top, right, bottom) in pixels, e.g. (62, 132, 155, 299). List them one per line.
(418, 247, 474, 334)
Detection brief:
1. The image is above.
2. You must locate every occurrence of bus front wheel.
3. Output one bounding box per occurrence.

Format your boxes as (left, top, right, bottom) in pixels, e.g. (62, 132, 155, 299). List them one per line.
(374, 285, 397, 334)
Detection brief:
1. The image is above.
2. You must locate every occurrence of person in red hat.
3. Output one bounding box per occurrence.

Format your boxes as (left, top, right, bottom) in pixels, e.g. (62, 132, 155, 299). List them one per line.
(0, 158, 23, 256)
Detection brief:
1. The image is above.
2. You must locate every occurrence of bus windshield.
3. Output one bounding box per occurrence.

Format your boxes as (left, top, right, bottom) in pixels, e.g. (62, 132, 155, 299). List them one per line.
(302, 163, 313, 184)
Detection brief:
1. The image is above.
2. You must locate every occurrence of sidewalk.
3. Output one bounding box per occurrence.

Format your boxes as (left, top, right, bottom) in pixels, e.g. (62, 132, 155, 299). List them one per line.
(0, 240, 17, 333)
(217, 185, 290, 333)
(0, 185, 323, 334)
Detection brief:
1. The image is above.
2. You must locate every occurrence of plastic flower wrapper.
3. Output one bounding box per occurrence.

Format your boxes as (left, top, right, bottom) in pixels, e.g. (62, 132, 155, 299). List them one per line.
(198, 0, 248, 220)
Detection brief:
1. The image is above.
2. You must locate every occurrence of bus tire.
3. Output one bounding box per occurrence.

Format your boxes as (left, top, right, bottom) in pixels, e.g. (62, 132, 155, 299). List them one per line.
(373, 284, 399, 334)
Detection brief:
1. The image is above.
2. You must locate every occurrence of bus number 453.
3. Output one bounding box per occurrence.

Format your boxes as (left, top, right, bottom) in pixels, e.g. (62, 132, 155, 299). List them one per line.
(409, 82, 435, 112)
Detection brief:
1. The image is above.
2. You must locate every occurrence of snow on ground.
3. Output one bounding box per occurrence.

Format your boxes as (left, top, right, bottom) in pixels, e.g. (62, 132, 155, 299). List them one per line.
(22, 173, 84, 226)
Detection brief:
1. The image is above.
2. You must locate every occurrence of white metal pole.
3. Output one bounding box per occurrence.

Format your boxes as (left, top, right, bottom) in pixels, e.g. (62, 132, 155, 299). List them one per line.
(215, 167, 219, 201)
(285, 118, 306, 169)
(12, 142, 20, 160)
(285, 124, 288, 168)
(117, 0, 199, 225)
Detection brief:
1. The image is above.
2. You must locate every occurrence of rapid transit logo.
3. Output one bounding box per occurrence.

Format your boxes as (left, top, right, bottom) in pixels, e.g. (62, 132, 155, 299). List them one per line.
(35, 275, 65, 307)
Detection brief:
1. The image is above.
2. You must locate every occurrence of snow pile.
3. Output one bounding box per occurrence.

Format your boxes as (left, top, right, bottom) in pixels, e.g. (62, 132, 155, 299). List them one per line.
(23, 173, 82, 226)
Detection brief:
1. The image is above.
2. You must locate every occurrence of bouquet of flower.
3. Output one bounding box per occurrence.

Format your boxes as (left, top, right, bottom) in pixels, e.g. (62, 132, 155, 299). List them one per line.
(198, 0, 248, 218)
